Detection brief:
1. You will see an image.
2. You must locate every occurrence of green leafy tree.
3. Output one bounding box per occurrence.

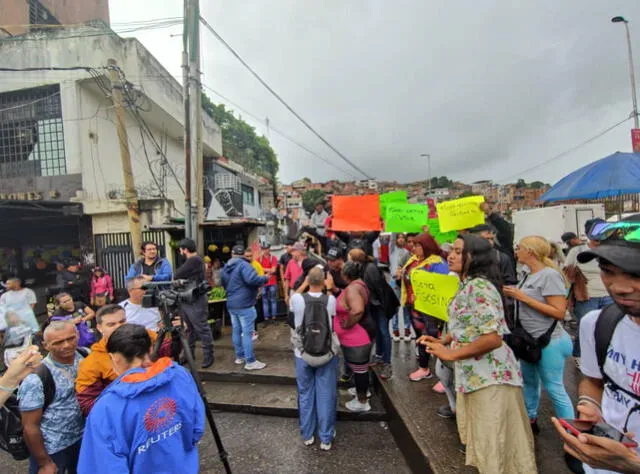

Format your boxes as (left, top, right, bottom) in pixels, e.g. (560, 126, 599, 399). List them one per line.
(530, 181, 546, 189)
(515, 179, 527, 189)
(302, 189, 327, 214)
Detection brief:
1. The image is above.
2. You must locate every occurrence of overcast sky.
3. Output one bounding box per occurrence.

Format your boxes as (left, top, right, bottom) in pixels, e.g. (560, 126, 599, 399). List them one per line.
(110, 0, 640, 186)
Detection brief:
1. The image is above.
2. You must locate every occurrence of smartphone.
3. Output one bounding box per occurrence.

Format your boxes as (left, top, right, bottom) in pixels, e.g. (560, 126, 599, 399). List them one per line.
(559, 418, 639, 448)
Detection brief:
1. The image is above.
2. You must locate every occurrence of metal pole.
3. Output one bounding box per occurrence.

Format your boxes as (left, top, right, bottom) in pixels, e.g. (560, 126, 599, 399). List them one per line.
(427, 154, 432, 195)
(624, 22, 640, 128)
(182, 1, 192, 238)
(107, 59, 142, 257)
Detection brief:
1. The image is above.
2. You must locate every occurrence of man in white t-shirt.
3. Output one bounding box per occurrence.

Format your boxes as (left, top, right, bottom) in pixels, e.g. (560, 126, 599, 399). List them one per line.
(119, 276, 161, 331)
(289, 267, 338, 451)
(0, 277, 39, 333)
(552, 216, 640, 473)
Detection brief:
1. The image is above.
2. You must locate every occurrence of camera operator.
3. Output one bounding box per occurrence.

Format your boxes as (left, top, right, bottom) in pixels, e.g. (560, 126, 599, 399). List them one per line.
(175, 239, 214, 369)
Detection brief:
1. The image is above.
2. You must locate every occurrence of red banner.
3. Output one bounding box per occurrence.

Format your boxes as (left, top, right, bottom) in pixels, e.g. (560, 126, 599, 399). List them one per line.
(632, 129, 640, 153)
(331, 195, 382, 232)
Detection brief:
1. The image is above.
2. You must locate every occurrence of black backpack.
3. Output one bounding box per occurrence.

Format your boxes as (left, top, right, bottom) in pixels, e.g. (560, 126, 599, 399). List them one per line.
(0, 348, 89, 461)
(300, 294, 332, 356)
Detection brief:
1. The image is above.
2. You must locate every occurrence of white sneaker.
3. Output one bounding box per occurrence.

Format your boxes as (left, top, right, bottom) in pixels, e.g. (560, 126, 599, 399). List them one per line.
(304, 436, 315, 446)
(252, 332, 259, 342)
(320, 442, 332, 451)
(234, 358, 245, 365)
(244, 360, 266, 371)
(347, 387, 372, 398)
(345, 398, 371, 413)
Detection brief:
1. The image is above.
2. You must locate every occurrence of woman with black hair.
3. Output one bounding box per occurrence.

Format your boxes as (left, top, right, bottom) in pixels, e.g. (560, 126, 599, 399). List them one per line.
(420, 234, 536, 474)
(335, 261, 376, 413)
(78, 324, 205, 474)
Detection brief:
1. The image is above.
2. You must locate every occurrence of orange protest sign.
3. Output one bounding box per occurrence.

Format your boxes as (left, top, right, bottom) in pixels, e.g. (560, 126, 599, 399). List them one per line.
(331, 195, 382, 232)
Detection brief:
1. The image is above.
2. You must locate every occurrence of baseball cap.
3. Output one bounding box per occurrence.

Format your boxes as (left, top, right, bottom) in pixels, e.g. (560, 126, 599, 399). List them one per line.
(285, 238, 296, 246)
(326, 247, 344, 261)
(292, 242, 306, 252)
(561, 232, 578, 244)
(232, 245, 245, 256)
(260, 242, 270, 249)
(577, 215, 640, 274)
(468, 223, 496, 234)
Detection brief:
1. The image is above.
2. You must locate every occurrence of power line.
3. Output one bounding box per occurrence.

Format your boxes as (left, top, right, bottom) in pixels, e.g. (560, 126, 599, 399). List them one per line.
(201, 84, 358, 179)
(199, 15, 372, 180)
(499, 116, 632, 182)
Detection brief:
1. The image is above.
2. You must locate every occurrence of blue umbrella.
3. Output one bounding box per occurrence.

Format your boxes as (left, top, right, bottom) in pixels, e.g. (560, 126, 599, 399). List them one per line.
(541, 151, 640, 202)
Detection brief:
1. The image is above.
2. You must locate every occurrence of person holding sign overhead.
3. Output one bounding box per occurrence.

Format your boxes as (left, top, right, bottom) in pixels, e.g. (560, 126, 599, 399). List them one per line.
(420, 234, 536, 474)
(399, 233, 449, 382)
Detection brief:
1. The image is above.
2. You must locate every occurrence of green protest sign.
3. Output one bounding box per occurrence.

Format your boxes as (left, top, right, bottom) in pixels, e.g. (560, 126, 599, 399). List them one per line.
(385, 203, 428, 232)
(380, 191, 407, 219)
(426, 218, 458, 244)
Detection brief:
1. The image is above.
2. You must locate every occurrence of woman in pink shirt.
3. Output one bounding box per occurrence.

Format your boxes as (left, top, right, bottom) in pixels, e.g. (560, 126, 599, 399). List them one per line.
(90, 267, 114, 308)
(335, 261, 376, 413)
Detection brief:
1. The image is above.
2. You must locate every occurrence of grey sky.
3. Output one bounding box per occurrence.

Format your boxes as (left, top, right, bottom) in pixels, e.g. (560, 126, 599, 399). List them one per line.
(110, 0, 640, 185)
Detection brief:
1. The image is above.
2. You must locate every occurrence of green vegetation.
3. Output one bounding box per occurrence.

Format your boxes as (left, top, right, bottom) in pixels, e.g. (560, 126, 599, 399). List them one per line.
(302, 189, 328, 214)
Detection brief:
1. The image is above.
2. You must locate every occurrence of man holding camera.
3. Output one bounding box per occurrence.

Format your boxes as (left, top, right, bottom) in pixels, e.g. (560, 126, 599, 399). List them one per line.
(175, 239, 214, 369)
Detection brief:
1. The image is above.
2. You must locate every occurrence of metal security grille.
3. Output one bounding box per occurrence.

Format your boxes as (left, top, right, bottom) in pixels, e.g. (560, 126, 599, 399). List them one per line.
(29, 0, 61, 28)
(0, 84, 66, 178)
(94, 231, 167, 289)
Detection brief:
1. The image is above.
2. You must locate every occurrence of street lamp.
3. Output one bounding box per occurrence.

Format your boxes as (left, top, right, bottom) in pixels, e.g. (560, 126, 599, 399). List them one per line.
(420, 153, 431, 195)
(612, 16, 639, 129)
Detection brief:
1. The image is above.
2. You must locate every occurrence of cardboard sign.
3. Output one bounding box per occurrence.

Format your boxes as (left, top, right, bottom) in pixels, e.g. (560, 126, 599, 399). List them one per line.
(380, 191, 407, 219)
(385, 203, 428, 233)
(426, 218, 458, 244)
(436, 196, 485, 233)
(331, 195, 382, 231)
(410, 271, 460, 322)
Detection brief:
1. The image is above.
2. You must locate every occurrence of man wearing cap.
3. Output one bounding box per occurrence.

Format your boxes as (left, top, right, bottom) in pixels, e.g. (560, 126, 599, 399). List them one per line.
(221, 245, 269, 370)
(325, 247, 347, 297)
(552, 215, 640, 473)
(561, 232, 583, 256)
(283, 243, 306, 306)
(175, 239, 215, 369)
(259, 244, 279, 322)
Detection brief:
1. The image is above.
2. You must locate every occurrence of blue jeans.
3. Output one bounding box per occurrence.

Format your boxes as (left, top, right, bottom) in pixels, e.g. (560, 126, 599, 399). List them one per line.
(262, 285, 278, 319)
(30, 439, 81, 474)
(521, 333, 575, 420)
(390, 281, 410, 332)
(373, 305, 392, 364)
(295, 356, 338, 444)
(230, 306, 257, 363)
(573, 296, 613, 357)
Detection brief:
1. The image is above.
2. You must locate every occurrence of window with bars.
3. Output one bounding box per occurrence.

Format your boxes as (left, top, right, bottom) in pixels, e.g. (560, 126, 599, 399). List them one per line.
(29, 0, 61, 29)
(242, 184, 255, 206)
(0, 84, 67, 178)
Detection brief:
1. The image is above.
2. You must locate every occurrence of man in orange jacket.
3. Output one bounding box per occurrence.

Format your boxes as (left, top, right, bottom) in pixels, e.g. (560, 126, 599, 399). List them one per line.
(75, 304, 158, 416)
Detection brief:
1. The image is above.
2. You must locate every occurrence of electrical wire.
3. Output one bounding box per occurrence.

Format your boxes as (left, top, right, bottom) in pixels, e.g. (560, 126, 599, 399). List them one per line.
(199, 15, 372, 180)
(498, 116, 632, 182)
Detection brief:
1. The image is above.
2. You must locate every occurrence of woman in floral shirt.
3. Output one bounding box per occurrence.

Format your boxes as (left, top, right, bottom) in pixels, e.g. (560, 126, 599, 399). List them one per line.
(420, 234, 536, 474)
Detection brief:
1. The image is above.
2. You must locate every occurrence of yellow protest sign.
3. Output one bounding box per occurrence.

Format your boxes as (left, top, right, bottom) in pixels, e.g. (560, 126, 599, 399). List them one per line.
(436, 196, 485, 232)
(410, 271, 460, 322)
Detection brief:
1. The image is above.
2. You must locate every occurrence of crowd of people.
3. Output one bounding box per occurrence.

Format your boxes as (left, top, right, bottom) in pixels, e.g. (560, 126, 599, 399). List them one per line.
(1, 200, 639, 474)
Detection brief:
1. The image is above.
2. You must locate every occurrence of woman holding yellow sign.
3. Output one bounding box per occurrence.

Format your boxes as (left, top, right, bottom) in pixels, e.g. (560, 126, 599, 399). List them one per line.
(398, 233, 449, 382)
(420, 234, 536, 474)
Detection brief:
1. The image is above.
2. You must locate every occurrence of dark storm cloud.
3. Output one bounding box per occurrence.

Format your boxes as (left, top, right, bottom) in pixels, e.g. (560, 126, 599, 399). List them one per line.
(111, 0, 640, 184)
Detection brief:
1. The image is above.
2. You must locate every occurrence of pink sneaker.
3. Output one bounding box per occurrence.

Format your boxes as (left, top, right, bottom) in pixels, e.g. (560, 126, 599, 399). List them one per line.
(432, 381, 445, 393)
(409, 368, 432, 382)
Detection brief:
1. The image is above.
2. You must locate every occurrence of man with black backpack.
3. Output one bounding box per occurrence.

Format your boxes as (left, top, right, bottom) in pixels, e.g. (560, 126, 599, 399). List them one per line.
(290, 267, 339, 451)
(552, 216, 640, 473)
(18, 320, 87, 474)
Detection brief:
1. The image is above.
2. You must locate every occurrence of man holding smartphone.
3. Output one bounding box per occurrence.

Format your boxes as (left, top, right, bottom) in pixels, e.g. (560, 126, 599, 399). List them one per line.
(552, 216, 640, 473)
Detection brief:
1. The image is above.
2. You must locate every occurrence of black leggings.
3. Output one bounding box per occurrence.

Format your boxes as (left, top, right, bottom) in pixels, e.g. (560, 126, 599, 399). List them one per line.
(354, 372, 369, 398)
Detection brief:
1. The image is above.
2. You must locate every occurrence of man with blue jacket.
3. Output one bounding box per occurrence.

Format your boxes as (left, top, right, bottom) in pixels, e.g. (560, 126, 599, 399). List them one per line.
(221, 245, 269, 371)
(125, 241, 172, 284)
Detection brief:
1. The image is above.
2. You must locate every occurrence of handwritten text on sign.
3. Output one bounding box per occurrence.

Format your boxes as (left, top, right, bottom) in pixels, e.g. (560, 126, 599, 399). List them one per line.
(380, 191, 407, 219)
(436, 196, 485, 233)
(385, 203, 428, 233)
(410, 271, 460, 322)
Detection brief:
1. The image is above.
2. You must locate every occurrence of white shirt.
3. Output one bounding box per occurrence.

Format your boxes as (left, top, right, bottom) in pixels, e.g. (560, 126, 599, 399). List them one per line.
(565, 244, 609, 298)
(372, 238, 381, 261)
(0, 288, 38, 332)
(311, 210, 329, 236)
(119, 299, 161, 331)
(580, 310, 640, 474)
(289, 291, 336, 358)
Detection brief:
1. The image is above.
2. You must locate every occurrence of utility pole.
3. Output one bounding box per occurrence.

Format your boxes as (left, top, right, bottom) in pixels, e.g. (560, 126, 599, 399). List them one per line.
(107, 58, 142, 258)
(421, 153, 431, 196)
(184, 0, 204, 253)
(182, 1, 192, 240)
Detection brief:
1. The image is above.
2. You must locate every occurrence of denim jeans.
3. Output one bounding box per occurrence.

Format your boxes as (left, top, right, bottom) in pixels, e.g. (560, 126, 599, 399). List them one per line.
(30, 440, 81, 474)
(373, 305, 392, 364)
(262, 285, 278, 320)
(295, 356, 338, 444)
(435, 359, 456, 411)
(572, 296, 613, 357)
(230, 306, 258, 363)
(521, 332, 575, 420)
(390, 280, 410, 332)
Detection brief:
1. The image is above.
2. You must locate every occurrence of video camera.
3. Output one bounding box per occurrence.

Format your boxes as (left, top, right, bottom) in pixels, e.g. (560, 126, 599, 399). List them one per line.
(141, 279, 210, 308)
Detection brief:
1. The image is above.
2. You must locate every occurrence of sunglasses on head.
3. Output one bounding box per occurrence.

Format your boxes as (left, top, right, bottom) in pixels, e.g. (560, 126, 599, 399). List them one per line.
(588, 221, 640, 243)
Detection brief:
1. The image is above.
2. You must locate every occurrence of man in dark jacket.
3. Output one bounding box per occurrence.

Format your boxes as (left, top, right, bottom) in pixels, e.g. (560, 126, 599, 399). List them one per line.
(56, 260, 89, 303)
(469, 224, 517, 285)
(480, 202, 515, 264)
(221, 245, 269, 371)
